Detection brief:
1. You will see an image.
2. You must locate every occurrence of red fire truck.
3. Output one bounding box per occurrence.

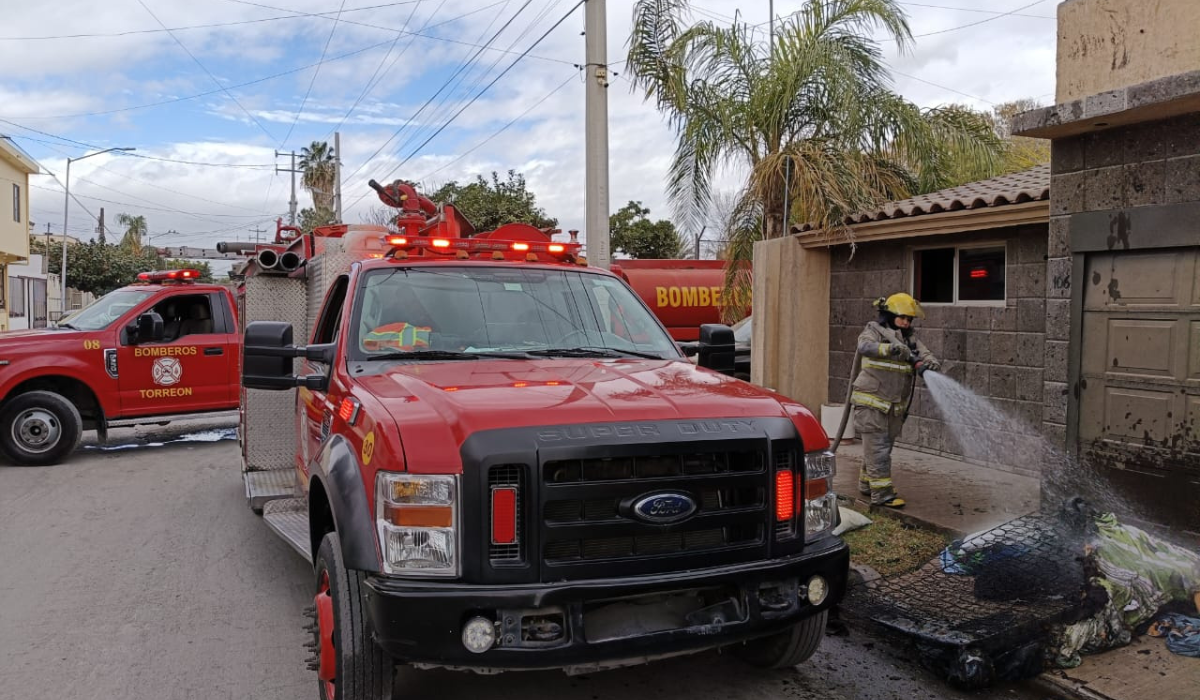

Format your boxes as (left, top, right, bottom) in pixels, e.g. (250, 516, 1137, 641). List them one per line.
(0, 269, 239, 466)
(237, 180, 847, 700)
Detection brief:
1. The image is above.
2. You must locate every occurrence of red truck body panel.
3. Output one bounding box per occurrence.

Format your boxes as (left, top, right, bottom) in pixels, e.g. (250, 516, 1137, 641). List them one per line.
(610, 260, 751, 341)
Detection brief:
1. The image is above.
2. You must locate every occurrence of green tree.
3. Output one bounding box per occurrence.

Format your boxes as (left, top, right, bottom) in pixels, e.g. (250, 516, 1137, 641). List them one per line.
(32, 239, 160, 296)
(299, 141, 336, 212)
(626, 0, 1005, 318)
(429, 170, 556, 232)
(161, 258, 214, 282)
(610, 201, 685, 258)
(298, 206, 336, 235)
(116, 213, 148, 256)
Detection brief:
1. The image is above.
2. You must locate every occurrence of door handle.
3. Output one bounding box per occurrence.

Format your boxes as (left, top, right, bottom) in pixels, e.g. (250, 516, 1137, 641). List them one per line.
(204, 347, 223, 356)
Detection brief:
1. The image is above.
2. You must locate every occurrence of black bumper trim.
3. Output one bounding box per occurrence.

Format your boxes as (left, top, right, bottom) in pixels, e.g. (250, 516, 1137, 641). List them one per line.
(361, 537, 849, 668)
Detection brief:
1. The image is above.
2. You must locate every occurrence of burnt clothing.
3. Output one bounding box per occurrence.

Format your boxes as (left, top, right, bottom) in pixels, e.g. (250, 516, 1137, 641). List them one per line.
(851, 321, 936, 416)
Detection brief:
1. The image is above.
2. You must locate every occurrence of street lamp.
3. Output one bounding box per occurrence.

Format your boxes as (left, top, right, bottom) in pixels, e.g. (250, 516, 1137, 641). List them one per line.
(60, 146, 135, 317)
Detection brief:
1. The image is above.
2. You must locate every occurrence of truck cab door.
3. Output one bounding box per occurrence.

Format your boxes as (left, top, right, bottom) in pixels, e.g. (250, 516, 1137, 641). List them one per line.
(298, 276, 349, 473)
(117, 291, 234, 416)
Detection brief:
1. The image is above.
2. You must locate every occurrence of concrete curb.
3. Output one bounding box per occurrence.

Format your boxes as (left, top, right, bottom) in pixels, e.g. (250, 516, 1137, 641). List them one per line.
(1032, 671, 1117, 700)
(837, 493, 967, 539)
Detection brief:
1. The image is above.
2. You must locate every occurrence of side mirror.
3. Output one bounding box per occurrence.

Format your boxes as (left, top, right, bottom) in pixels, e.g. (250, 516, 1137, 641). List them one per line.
(696, 323, 736, 376)
(242, 321, 332, 391)
(127, 311, 164, 344)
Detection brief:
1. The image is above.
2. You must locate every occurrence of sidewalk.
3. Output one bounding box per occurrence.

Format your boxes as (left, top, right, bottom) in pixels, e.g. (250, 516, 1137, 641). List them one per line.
(831, 440, 1199, 700)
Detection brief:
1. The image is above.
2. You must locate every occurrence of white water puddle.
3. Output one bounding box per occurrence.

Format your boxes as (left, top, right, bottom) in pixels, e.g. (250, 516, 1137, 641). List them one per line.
(84, 427, 238, 452)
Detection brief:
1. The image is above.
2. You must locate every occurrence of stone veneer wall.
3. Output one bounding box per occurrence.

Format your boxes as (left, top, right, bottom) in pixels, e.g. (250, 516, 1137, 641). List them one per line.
(827, 225, 1057, 477)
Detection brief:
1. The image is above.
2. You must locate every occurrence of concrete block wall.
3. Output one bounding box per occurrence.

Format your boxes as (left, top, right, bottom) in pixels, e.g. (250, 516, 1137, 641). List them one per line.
(1044, 111, 1200, 448)
(828, 225, 1052, 477)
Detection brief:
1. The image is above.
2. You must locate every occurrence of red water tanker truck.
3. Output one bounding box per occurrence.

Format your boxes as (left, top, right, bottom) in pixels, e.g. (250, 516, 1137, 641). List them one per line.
(610, 259, 750, 341)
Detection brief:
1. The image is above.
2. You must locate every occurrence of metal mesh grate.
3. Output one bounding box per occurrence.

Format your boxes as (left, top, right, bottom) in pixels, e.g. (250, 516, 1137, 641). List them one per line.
(488, 464, 525, 563)
(844, 513, 1091, 646)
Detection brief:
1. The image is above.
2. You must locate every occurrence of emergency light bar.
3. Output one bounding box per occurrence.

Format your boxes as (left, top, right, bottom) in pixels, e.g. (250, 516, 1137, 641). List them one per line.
(384, 235, 579, 258)
(137, 269, 200, 283)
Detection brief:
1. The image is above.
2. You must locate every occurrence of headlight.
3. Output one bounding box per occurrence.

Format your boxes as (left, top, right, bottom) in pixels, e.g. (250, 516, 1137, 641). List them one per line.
(375, 473, 459, 577)
(804, 450, 837, 541)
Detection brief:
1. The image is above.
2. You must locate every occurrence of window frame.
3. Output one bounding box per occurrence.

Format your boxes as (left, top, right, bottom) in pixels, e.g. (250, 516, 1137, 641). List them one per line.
(909, 240, 1008, 307)
(12, 183, 19, 223)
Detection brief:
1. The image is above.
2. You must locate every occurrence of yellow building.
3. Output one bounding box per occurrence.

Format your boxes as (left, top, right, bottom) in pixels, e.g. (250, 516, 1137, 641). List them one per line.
(0, 137, 39, 332)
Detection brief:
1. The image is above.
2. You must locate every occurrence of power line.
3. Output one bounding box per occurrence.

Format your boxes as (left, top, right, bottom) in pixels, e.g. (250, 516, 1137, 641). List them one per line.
(412, 70, 577, 185)
(348, 0, 585, 213)
(914, 0, 1051, 38)
(0, 0, 422, 40)
(135, 0, 277, 142)
(892, 69, 995, 105)
(321, 0, 439, 140)
(898, 2, 1054, 19)
(225, 0, 574, 67)
(279, 0, 348, 149)
(340, 0, 537, 189)
(2, 124, 276, 169)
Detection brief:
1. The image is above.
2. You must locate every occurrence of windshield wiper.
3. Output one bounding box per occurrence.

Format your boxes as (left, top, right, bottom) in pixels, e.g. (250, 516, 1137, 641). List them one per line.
(55, 322, 79, 330)
(366, 349, 528, 361)
(526, 347, 664, 360)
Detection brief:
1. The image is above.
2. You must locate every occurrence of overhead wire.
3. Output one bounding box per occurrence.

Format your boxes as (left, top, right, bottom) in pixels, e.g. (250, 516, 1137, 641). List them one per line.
(346, 0, 585, 214)
(1, 123, 276, 169)
(0, 1, 423, 40)
(339, 0, 536, 192)
(135, 0, 278, 142)
(278, 0, 349, 149)
(913, 0, 1051, 37)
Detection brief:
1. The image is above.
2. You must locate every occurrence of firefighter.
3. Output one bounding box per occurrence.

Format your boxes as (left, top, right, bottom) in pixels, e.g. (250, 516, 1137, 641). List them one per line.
(851, 293, 941, 508)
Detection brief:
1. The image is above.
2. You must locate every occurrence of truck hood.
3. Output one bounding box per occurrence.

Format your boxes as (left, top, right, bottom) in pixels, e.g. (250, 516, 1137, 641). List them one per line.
(354, 359, 819, 471)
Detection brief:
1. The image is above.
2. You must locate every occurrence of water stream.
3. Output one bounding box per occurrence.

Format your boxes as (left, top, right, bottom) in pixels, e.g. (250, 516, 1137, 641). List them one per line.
(921, 370, 1139, 521)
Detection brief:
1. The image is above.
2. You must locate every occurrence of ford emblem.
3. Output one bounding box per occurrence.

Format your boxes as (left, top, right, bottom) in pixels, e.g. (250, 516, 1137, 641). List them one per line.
(631, 492, 698, 524)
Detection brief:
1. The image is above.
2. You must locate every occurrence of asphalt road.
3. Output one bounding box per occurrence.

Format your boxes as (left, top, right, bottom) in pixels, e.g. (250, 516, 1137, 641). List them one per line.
(0, 427, 1048, 700)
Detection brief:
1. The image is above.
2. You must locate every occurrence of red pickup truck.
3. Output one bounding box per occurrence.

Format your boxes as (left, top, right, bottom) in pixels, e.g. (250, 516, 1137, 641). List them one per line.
(0, 269, 240, 465)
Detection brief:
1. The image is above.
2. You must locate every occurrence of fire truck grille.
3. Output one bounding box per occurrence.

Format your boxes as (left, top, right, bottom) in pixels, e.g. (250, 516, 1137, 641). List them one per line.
(488, 464, 525, 564)
(540, 450, 769, 578)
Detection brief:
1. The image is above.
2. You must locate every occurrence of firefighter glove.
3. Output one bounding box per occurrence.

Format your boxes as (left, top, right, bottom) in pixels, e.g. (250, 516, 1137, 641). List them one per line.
(890, 343, 913, 362)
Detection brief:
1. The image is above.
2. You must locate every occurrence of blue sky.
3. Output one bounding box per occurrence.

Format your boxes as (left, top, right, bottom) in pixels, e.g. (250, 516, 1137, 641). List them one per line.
(1, 0, 1058, 263)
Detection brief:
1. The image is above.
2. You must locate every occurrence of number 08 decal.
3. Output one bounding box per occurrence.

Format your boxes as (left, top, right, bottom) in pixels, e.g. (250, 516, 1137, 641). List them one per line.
(83, 340, 101, 350)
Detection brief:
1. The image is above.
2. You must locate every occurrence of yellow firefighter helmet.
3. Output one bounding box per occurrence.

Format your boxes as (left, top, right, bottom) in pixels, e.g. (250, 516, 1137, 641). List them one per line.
(876, 293, 925, 319)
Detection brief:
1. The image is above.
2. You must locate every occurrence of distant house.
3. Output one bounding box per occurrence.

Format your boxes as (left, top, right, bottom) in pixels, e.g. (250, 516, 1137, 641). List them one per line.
(0, 137, 39, 332)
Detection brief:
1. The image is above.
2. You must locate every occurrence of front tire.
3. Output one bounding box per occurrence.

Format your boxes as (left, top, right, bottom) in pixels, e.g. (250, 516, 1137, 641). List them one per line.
(734, 610, 828, 669)
(0, 390, 83, 466)
(313, 532, 395, 700)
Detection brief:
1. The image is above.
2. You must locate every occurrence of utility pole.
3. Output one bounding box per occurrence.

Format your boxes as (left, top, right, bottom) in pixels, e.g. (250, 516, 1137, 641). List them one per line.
(275, 149, 300, 226)
(584, 0, 611, 269)
(770, 0, 774, 49)
(251, 225, 266, 245)
(333, 131, 343, 223)
(96, 207, 106, 245)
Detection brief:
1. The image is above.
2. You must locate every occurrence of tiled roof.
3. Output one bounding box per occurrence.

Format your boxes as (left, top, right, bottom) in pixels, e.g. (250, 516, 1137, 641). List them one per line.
(794, 163, 1050, 233)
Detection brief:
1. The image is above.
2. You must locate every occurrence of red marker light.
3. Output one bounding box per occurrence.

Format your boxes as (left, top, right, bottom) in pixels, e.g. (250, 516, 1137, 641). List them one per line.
(386, 236, 408, 246)
(338, 398, 354, 421)
(431, 239, 450, 248)
(775, 471, 795, 522)
(491, 487, 517, 545)
(511, 242, 530, 252)
(970, 268, 988, 279)
(548, 244, 565, 253)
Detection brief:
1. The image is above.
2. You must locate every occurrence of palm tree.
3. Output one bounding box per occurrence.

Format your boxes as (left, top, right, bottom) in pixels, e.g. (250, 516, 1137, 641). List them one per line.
(299, 140, 336, 212)
(116, 213, 148, 256)
(626, 0, 1004, 319)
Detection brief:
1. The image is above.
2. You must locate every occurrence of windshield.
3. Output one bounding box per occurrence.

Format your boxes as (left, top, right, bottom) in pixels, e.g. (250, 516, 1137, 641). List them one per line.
(350, 266, 681, 360)
(56, 289, 155, 331)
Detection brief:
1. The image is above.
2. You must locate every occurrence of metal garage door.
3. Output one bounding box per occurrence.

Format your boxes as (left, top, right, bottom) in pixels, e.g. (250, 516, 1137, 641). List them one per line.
(1080, 247, 1200, 531)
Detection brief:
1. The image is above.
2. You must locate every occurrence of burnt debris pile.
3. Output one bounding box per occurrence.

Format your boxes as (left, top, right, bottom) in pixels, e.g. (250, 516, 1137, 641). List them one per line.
(844, 497, 1200, 688)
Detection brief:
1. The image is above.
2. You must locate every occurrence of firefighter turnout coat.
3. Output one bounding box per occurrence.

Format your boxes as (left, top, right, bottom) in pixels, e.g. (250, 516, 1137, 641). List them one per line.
(851, 322, 937, 417)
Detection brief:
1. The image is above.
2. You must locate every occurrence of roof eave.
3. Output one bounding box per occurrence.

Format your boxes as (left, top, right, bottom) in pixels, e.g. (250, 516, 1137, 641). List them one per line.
(793, 199, 1050, 249)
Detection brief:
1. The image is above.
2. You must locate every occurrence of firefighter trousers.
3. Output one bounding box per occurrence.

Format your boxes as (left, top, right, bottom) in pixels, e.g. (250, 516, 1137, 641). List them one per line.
(854, 406, 905, 504)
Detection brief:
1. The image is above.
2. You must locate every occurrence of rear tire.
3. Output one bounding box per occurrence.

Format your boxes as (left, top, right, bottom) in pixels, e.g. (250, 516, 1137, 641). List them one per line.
(734, 610, 828, 669)
(0, 390, 83, 466)
(314, 532, 395, 700)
